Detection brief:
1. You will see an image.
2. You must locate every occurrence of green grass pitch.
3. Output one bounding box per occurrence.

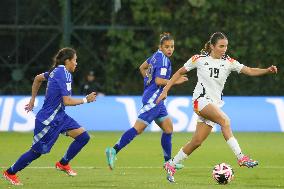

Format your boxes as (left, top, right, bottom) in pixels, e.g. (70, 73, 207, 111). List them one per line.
(1, 132, 284, 188)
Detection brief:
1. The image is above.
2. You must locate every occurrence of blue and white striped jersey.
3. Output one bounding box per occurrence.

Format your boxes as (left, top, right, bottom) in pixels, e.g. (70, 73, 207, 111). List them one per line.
(142, 50, 172, 104)
(36, 65, 72, 125)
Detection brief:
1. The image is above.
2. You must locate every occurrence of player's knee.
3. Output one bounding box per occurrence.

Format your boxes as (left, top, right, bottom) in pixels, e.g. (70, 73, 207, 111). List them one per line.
(163, 127, 173, 134)
(220, 117, 230, 128)
(76, 131, 90, 145)
(224, 117, 231, 127)
(135, 127, 145, 135)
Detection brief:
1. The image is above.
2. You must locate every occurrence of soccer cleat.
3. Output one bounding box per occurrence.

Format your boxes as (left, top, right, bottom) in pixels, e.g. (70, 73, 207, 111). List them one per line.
(2, 170, 23, 186)
(175, 163, 184, 170)
(164, 162, 176, 183)
(238, 155, 258, 168)
(105, 147, 117, 170)
(164, 162, 184, 170)
(55, 162, 77, 176)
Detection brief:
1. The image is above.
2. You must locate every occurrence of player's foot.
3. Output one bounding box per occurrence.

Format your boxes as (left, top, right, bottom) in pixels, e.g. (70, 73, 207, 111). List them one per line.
(55, 162, 77, 176)
(175, 163, 184, 170)
(164, 161, 176, 183)
(2, 170, 23, 185)
(164, 162, 184, 170)
(238, 155, 258, 168)
(105, 147, 117, 170)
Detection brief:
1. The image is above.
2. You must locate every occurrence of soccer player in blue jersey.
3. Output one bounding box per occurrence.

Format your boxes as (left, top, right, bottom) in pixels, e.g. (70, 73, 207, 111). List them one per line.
(105, 33, 188, 170)
(2, 47, 97, 185)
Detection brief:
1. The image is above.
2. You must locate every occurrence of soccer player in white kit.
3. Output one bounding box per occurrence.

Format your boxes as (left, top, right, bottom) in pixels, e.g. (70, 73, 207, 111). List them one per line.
(156, 32, 278, 182)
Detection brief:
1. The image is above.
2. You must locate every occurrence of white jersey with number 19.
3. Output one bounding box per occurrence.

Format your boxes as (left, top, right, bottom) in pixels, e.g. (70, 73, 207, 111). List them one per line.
(184, 54, 244, 106)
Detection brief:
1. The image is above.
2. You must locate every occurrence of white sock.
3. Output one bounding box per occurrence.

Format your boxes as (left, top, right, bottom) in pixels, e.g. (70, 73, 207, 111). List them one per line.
(171, 148, 188, 165)
(226, 137, 244, 160)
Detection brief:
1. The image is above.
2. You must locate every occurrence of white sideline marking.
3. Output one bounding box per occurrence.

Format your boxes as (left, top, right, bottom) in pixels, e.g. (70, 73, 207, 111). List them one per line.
(1, 166, 284, 169)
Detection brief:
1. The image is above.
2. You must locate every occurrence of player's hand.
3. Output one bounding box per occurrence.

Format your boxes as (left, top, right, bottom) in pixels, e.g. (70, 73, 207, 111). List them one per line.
(25, 98, 35, 113)
(175, 75, 188, 85)
(86, 92, 97, 103)
(156, 90, 167, 104)
(267, 65, 278, 74)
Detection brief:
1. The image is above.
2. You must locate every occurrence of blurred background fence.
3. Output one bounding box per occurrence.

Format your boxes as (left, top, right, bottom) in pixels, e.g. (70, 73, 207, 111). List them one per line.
(0, 0, 283, 95)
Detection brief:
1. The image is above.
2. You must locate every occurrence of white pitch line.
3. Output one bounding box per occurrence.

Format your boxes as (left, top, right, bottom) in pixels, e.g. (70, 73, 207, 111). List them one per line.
(1, 166, 284, 169)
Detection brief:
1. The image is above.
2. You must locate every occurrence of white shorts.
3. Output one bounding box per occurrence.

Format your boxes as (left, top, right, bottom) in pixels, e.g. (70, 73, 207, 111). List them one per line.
(192, 97, 216, 127)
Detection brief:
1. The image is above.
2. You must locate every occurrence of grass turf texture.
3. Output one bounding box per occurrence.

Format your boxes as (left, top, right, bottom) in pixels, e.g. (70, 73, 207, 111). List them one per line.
(1, 132, 284, 189)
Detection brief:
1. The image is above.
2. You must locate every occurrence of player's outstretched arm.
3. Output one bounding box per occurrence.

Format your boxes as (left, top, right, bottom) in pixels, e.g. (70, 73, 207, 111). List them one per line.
(25, 73, 46, 112)
(156, 67, 188, 104)
(241, 65, 278, 76)
(155, 74, 188, 87)
(139, 61, 149, 78)
(63, 92, 97, 106)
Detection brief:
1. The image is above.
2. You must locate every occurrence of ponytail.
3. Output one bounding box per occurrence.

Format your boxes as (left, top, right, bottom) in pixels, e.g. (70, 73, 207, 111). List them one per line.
(200, 41, 211, 55)
(48, 47, 76, 75)
(200, 32, 227, 55)
(160, 32, 174, 45)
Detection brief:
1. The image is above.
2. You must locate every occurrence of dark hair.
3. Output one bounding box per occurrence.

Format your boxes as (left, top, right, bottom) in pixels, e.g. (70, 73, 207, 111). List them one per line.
(160, 32, 174, 45)
(200, 32, 227, 55)
(48, 47, 76, 74)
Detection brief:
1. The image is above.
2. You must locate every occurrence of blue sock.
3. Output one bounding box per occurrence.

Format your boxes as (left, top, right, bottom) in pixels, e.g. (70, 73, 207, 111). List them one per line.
(161, 132, 172, 162)
(7, 149, 41, 174)
(113, 127, 138, 153)
(60, 131, 90, 165)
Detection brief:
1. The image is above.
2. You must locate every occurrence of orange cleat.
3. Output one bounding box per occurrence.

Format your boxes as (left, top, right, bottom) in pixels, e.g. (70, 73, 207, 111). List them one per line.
(55, 162, 77, 176)
(3, 170, 23, 185)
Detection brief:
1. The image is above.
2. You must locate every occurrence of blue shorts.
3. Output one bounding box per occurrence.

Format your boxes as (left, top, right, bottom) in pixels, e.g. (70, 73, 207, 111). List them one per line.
(137, 103, 168, 125)
(31, 114, 81, 154)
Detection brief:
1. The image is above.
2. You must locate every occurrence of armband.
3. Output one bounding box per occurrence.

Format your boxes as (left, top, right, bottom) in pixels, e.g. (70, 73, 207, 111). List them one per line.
(82, 97, 87, 104)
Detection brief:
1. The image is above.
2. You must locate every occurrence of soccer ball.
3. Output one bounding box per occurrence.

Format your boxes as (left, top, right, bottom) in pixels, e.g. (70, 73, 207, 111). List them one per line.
(212, 163, 234, 184)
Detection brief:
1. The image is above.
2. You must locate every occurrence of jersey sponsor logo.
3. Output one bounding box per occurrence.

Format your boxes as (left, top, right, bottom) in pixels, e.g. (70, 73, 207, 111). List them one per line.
(204, 62, 209, 66)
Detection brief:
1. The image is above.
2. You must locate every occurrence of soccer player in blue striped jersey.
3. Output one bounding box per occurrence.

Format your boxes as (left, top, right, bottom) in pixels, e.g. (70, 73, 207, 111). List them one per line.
(106, 33, 188, 170)
(3, 48, 97, 186)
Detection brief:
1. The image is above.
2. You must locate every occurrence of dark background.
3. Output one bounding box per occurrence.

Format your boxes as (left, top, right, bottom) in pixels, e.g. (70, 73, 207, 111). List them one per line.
(0, 0, 283, 95)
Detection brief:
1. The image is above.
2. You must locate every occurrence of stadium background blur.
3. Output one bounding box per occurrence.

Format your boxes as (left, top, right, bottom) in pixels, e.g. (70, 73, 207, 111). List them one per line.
(0, 0, 283, 96)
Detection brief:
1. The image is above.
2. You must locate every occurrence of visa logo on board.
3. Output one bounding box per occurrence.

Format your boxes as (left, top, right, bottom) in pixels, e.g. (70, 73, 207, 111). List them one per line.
(0, 96, 284, 132)
(0, 97, 38, 131)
